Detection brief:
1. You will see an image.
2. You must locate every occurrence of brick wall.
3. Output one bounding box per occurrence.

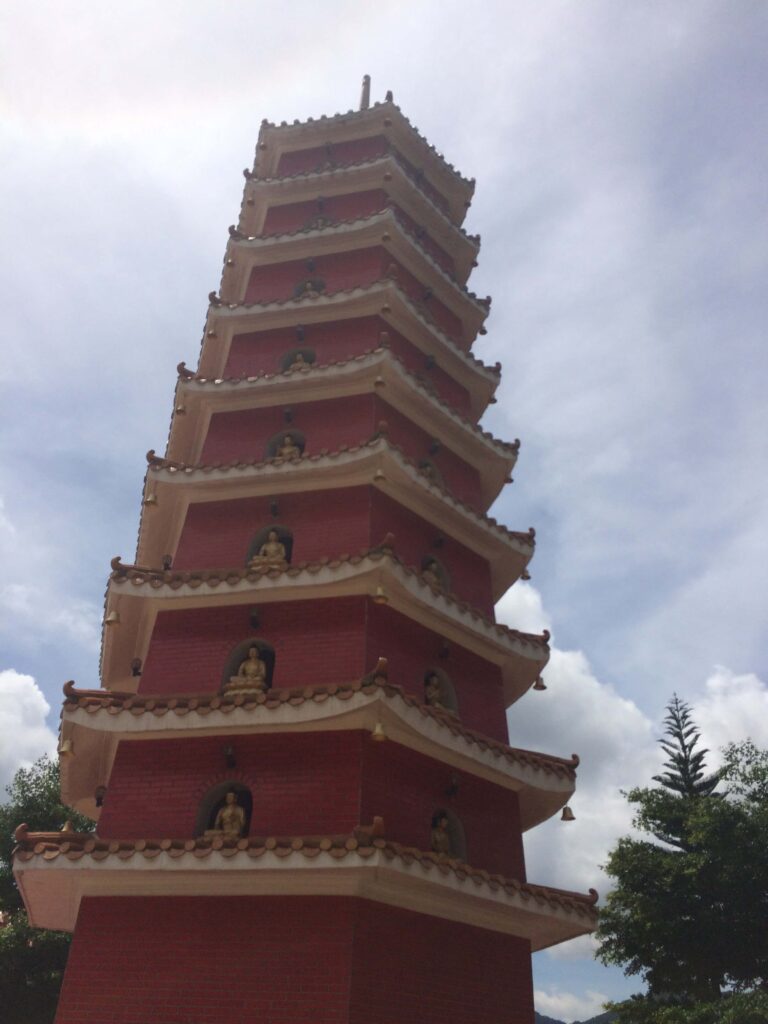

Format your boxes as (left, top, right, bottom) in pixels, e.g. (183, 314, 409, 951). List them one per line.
(173, 487, 373, 570)
(222, 314, 472, 417)
(261, 189, 388, 236)
(349, 901, 535, 1024)
(198, 394, 482, 515)
(370, 490, 494, 614)
(56, 897, 534, 1024)
(243, 246, 463, 344)
(361, 740, 525, 877)
(366, 602, 509, 743)
(276, 135, 389, 176)
(138, 596, 368, 695)
(372, 394, 483, 510)
(98, 731, 363, 839)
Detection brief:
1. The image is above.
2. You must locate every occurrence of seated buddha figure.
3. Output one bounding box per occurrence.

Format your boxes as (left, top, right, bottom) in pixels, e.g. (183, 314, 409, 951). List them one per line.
(204, 791, 246, 839)
(430, 813, 453, 858)
(424, 672, 445, 711)
(223, 646, 267, 696)
(288, 351, 309, 371)
(421, 558, 443, 590)
(275, 434, 301, 460)
(248, 530, 287, 570)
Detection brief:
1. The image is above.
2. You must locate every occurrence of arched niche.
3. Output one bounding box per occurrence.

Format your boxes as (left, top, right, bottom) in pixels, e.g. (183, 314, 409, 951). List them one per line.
(280, 348, 316, 373)
(431, 807, 467, 862)
(194, 781, 253, 838)
(245, 524, 294, 567)
(220, 638, 276, 692)
(423, 667, 459, 715)
(266, 428, 306, 460)
(417, 459, 444, 488)
(293, 277, 326, 299)
(421, 554, 450, 592)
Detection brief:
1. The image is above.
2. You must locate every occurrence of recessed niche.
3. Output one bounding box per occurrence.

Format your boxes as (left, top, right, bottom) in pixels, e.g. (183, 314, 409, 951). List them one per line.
(221, 638, 276, 692)
(266, 429, 306, 460)
(280, 348, 316, 372)
(195, 782, 253, 837)
(420, 555, 450, 591)
(417, 459, 444, 488)
(423, 667, 459, 714)
(245, 524, 293, 567)
(430, 807, 467, 861)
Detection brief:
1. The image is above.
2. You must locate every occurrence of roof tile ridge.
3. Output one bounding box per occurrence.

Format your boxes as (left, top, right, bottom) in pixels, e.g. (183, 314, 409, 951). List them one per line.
(249, 151, 480, 246)
(12, 825, 597, 912)
(109, 544, 549, 651)
(236, 208, 485, 307)
(144, 433, 531, 549)
(378, 437, 533, 546)
(182, 347, 513, 457)
(257, 105, 474, 190)
(60, 676, 574, 776)
(215, 279, 498, 376)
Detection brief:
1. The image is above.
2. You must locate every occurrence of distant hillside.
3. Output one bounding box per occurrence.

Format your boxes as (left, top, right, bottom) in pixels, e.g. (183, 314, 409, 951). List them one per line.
(535, 1010, 616, 1024)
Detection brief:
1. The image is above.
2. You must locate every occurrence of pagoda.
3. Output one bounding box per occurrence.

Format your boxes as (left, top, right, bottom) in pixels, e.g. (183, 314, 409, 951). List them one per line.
(14, 79, 597, 1023)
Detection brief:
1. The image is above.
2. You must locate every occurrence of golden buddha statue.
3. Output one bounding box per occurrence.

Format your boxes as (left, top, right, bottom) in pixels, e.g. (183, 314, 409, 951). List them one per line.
(204, 791, 246, 839)
(430, 813, 453, 857)
(223, 646, 267, 695)
(248, 529, 287, 569)
(276, 434, 301, 460)
(421, 558, 442, 589)
(424, 672, 444, 710)
(288, 352, 308, 371)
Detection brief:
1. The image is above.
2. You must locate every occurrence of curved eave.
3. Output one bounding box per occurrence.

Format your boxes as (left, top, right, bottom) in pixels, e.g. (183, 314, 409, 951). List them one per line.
(254, 103, 474, 225)
(101, 555, 548, 701)
(197, 280, 498, 418)
(59, 686, 574, 828)
(136, 439, 533, 601)
(240, 155, 478, 282)
(168, 349, 515, 504)
(14, 842, 596, 950)
(222, 209, 487, 340)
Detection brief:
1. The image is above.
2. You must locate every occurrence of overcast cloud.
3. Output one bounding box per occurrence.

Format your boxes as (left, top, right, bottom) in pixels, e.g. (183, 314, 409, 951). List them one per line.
(1, 3, 766, 1019)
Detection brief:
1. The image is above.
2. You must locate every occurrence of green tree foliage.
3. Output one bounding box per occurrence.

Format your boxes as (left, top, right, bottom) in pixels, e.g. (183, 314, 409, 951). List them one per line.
(597, 696, 768, 1021)
(0, 756, 92, 1024)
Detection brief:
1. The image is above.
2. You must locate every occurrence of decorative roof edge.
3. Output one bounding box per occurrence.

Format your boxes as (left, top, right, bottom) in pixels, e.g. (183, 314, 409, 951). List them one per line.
(108, 544, 548, 651)
(178, 346, 517, 457)
(13, 825, 598, 919)
(61, 677, 576, 780)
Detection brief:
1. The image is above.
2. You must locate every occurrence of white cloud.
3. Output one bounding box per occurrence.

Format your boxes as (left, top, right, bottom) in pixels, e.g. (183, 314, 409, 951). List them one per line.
(695, 666, 768, 757)
(0, 669, 58, 791)
(498, 585, 768, 958)
(534, 987, 608, 1023)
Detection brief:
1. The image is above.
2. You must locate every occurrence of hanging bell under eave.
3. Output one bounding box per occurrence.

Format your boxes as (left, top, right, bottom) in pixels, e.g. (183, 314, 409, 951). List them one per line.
(533, 677, 547, 691)
(371, 721, 387, 742)
(561, 805, 575, 822)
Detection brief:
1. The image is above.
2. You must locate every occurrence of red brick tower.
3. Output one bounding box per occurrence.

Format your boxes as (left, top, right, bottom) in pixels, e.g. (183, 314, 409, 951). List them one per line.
(14, 82, 597, 1024)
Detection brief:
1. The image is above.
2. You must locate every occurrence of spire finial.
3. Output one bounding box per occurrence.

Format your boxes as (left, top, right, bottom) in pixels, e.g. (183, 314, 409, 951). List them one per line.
(360, 74, 371, 110)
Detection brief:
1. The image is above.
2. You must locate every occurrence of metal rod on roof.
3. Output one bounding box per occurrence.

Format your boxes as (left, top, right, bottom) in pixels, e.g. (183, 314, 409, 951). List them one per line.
(360, 74, 371, 110)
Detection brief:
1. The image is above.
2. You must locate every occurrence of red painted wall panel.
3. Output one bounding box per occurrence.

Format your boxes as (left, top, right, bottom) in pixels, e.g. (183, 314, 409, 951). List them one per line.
(370, 490, 493, 615)
(261, 189, 388, 236)
(173, 487, 373, 571)
(57, 897, 534, 1024)
(138, 597, 368, 695)
(223, 314, 472, 417)
(361, 740, 525, 878)
(366, 602, 509, 743)
(349, 902, 535, 1024)
(98, 731, 364, 839)
(276, 135, 389, 176)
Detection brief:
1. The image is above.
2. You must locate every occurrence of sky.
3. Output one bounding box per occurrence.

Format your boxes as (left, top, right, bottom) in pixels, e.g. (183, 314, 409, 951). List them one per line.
(1, 2, 767, 1019)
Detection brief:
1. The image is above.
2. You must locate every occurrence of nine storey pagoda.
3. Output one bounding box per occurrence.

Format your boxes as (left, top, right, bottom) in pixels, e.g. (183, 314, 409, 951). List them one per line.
(14, 80, 597, 1024)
